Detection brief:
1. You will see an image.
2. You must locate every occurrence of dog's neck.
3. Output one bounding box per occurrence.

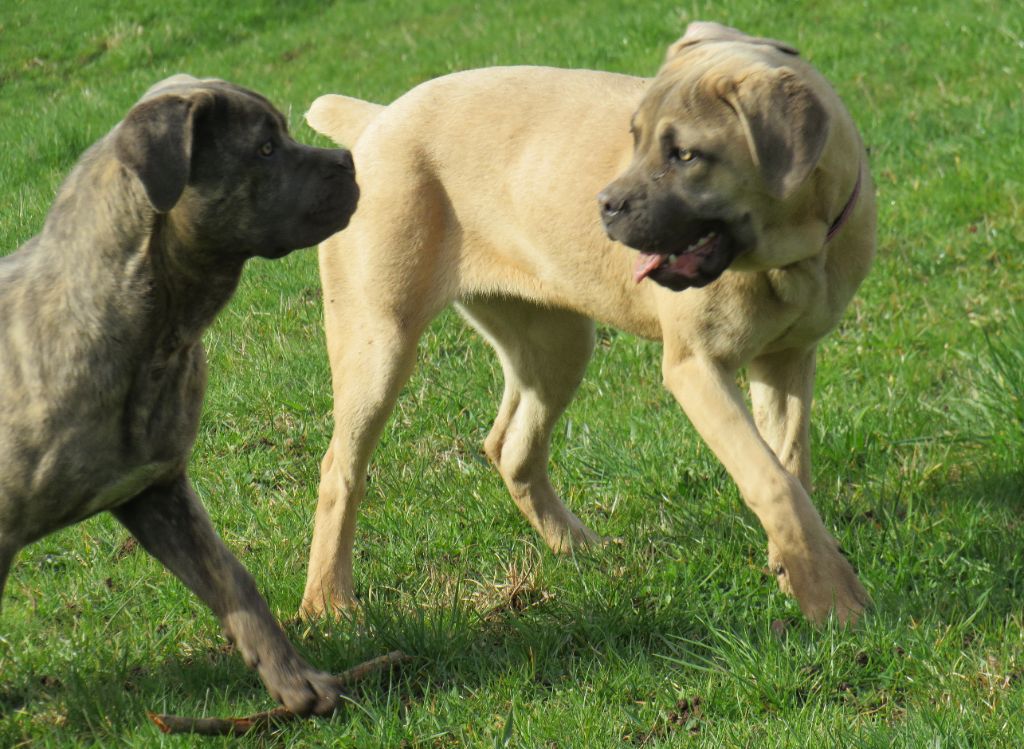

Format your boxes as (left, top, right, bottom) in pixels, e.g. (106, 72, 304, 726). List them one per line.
(36, 139, 246, 350)
(142, 217, 246, 347)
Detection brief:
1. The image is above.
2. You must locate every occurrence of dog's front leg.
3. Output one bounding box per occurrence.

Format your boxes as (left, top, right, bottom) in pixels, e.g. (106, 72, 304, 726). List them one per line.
(748, 348, 817, 598)
(747, 348, 816, 491)
(661, 349, 869, 625)
(112, 477, 341, 715)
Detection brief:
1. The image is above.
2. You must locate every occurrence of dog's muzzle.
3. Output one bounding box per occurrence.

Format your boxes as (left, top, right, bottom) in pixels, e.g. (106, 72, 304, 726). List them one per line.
(598, 187, 741, 292)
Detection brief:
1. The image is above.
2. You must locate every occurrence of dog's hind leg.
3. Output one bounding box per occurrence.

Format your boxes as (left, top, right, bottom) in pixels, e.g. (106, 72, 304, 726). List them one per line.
(300, 311, 426, 618)
(113, 476, 342, 715)
(0, 538, 17, 609)
(300, 160, 454, 618)
(457, 296, 601, 552)
(302, 219, 448, 616)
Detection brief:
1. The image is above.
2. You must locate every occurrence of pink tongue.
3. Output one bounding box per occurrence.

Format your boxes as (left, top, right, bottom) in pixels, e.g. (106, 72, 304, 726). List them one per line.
(633, 252, 667, 283)
(672, 251, 704, 277)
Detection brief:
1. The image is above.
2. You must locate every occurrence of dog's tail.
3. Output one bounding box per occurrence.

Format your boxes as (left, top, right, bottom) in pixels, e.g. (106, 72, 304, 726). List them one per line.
(305, 94, 385, 148)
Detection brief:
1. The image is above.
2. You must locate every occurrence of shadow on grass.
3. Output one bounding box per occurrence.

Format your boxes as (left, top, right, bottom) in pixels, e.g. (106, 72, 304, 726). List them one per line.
(838, 447, 1024, 627)
(952, 461, 1024, 512)
(0, 581, 711, 742)
(6, 460, 1022, 741)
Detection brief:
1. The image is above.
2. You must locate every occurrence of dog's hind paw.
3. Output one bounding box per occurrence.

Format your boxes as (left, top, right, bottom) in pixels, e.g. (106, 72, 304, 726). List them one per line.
(544, 520, 603, 554)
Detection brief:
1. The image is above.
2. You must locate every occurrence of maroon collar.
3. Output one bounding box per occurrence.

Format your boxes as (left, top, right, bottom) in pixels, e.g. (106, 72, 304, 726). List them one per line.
(825, 166, 863, 243)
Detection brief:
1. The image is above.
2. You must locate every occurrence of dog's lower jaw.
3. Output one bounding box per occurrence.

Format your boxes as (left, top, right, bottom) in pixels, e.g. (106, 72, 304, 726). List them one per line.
(252, 245, 294, 260)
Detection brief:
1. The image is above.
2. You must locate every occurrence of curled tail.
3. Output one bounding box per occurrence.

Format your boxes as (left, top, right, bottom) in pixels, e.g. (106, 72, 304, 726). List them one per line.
(305, 94, 385, 147)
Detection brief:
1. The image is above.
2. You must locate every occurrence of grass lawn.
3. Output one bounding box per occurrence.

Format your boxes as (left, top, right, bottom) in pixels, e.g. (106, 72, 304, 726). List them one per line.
(1, 0, 1022, 746)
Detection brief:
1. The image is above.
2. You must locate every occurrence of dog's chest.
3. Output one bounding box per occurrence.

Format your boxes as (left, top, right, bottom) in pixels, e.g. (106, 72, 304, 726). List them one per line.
(760, 263, 850, 351)
(2, 443, 186, 544)
(1, 350, 202, 540)
(79, 460, 181, 518)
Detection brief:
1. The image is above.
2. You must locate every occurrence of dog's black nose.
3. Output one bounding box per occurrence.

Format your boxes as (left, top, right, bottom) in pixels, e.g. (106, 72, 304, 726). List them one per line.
(598, 191, 629, 222)
(336, 149, 355, 174)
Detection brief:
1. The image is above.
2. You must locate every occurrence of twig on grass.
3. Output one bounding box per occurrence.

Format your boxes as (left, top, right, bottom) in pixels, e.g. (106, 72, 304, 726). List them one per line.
(147, 707, 297, 737)
(147, 649, 411, 736)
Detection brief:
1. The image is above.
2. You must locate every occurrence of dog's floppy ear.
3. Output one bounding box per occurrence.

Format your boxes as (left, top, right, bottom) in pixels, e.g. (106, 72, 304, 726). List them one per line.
(666, 21, 799, 61)
(720, 66, 830, 200)
(114, 92, 211, 213)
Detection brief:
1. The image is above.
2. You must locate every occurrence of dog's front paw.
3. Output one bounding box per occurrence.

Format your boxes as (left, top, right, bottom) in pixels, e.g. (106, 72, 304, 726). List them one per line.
(224, 610, 343, 714)
(772, 541, 870, 626)
(767, 539, 794, 597)
(260, 655, 342, 716)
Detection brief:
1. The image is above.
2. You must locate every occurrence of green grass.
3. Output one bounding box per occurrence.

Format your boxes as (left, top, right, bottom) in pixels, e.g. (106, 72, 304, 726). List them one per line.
(2, 0, 1022, 745)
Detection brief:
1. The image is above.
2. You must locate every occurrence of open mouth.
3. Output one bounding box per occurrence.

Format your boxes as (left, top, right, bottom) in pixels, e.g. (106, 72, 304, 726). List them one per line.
(633, 230, 723, 284)
(630, 221, 737, 288)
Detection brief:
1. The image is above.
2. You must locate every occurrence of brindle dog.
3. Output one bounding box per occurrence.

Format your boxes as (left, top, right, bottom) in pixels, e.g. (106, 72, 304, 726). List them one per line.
(0, 75, 358, 714)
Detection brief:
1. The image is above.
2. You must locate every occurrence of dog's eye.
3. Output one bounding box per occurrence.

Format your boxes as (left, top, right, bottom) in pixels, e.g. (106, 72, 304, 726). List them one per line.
(669, 147, 697, 163)
(258, 141, 275, 158)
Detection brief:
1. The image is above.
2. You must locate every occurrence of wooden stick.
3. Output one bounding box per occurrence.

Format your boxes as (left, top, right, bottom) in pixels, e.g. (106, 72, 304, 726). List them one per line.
(147, 707, 296, 737)
(334, 649, 411, 687)
(147, 650, 411, 736)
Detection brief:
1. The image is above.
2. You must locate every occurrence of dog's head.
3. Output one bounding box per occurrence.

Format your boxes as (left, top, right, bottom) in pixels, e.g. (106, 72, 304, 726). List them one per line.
(599, 23, 830, 291)
(113, 75, 359, 259)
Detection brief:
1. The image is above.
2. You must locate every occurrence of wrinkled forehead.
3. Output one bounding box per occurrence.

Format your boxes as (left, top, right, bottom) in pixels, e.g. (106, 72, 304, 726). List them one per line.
(141, 76, 288, 131)
(631, 61, 733, 137)
(207, 82, 289, 131)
